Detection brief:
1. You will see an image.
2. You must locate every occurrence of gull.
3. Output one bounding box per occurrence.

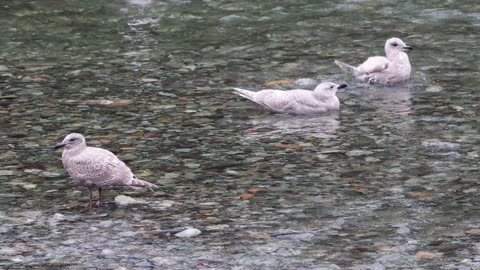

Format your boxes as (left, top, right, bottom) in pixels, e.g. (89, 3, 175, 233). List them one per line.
(54, 133, 157, 209)
(335, 37, 413, 85)
(233, 82, 347, 114)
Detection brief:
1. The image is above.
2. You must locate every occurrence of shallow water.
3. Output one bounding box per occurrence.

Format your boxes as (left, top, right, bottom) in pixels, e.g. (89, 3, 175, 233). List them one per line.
(1, 0, 479, 269)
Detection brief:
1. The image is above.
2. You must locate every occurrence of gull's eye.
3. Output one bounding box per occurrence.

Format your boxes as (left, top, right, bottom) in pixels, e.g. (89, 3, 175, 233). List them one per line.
(392, 43, 398, 47)
(69, 138, 76, 142)
(330, 85, 334, 89)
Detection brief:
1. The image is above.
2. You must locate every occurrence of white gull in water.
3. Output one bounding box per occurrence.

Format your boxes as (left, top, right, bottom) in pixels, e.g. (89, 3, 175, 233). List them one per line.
(335, 37, 413, 85)
(54, 133, 157, 209)
(233, 82, 347, 114)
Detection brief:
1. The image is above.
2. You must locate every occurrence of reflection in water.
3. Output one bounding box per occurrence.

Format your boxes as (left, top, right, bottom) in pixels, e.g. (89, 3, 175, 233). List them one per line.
(0, 0, 479, 269)
(127, 0, 152, 6)
(345, 84, 413, 115)
(243, 113, 340, 140)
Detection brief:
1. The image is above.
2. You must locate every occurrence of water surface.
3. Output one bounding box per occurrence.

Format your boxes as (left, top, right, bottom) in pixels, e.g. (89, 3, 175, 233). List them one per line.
(1, 0, 479, 269)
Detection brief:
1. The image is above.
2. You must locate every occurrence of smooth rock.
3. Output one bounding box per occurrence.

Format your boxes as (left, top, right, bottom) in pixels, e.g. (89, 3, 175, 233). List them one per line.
(115, 195, 142, 206)
(175, 228, 202, 238)
(0, 170, 15, 176)
(346, 150, 374, 157)
(294, 78, 317, 86)
(275, 232, 315, 241)
(52, 213, 66, 221)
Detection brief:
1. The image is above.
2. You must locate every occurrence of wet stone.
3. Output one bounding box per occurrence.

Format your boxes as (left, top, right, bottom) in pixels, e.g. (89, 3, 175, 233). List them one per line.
(274, 232, 315, 242)
(0, 170, 15, 176)
(175, 228, 202, 238)
(346, 150, 374, 157)
(0, 1, 479, 269)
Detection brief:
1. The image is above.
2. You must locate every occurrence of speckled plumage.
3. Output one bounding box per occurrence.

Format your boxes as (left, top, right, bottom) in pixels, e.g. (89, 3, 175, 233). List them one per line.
(54, 133, 157, 209)
(233, 82, 347, 115)
(335, 37, 412, 85)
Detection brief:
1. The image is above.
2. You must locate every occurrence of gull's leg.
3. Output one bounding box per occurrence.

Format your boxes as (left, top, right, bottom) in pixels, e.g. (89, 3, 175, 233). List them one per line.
(97, 187, 103, 207)
(88, 189, 93, 209)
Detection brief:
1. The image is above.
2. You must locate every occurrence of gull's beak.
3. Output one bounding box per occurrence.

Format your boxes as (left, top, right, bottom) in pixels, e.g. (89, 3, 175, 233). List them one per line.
(54, 142, 66, 150)
(402, 45, 413, 52)
(337, 83, 348, 90)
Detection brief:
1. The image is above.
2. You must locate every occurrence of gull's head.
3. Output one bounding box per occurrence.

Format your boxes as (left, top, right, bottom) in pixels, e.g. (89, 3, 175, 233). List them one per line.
(314, 82, 347, 96)
(385, 37, 412, 56)
(54, 133, 86, 150)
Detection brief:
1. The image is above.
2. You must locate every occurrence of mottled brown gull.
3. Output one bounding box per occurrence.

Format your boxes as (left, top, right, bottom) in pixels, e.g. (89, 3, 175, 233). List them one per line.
(54, 133, 157, 209)
(233, 82, 347, 115)
(335, 37, 413, 85)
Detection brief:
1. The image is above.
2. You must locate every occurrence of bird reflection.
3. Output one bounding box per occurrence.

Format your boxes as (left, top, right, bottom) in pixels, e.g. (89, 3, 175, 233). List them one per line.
(242, 112, 340, 140)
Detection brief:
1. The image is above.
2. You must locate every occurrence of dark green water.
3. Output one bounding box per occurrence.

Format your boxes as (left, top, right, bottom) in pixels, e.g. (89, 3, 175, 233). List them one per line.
(0, 0, 479, 269)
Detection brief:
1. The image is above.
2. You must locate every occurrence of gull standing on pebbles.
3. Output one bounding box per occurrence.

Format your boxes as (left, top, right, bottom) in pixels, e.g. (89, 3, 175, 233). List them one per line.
(233, 82, 347, 114)
(54, 133, 157, 209)
(335, 37, 413, 85)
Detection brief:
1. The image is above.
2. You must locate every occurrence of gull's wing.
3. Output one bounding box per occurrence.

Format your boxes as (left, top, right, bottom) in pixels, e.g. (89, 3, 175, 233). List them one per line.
(63, 147, 133, 186)
(356, 56, 389, 75)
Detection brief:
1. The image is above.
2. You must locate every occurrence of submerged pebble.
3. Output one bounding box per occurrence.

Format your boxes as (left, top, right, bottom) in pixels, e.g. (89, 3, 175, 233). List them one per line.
(175, 228, 202, 238)
(115, 195, 144, 206)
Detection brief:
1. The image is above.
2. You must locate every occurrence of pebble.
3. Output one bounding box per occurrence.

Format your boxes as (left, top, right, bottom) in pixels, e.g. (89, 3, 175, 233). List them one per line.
(62, 239, 77, 245)
(346, 150, 374, 157)
(274, 232, 315, 241)
(225, 169, 241, 176)
(0, 170, 15, 176)
(219, 15, 247, 23)
(52, 213, 66, 221)
(102, 249, 115, 255)
(40, 171, 62, 178)
(205, 224, 229, 231)
(422, 140, 459, 150)
(294, 78, 317, 86)
(118, 231, 137, 237)
(150, 257, 172, 266)
(425, 85, 443, 92)
(115, 195, 143, 206)
(175, 228, 202, 238)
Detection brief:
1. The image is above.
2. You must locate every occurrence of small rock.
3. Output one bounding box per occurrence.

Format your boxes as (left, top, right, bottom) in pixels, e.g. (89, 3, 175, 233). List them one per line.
(24, 169, 43, 174)
(150, 257, 171, 266)
(86, 99, 132, 108)
(294, 78, 317, 86)
(425, 85, 443, 92)
(0, 65, 8, 71)
(175, 228, 202, 238)
(346, 150, 373, 157)
(415, 251, 444, 260)
(225, 169, 241, 176)
(141, 78, 159, 83)
(11, 256, 25, 263)
(102, 249, 114, 255)
(156, 200, 174, 208)
(205, 224, 230, 231)
(220, 15, 246, 23)
(40, 171, 62, 178)
(118, 231, 137, 237)
(275, 232, 315, 241)
(62, 239, 77, 245)
(465, 228, 480, 235)
(422, 140, 459, 150)
(0, 247, 17, 255)
(22, 184, 37, 189)
(0, 170, 15, 176)
(115, 195, 142, 206)
(52, 213, 66, 221)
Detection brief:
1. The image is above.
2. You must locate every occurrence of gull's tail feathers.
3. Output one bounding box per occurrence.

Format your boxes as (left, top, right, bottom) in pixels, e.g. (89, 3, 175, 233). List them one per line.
(233, 88, 257, 103)
(334, 60, 357, 74)
(129, 176, 158, 191)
